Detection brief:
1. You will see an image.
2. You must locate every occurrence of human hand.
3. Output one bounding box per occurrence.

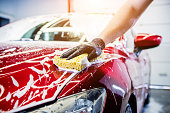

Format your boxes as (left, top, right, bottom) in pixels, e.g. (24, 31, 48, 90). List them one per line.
(60, 38, 105, 61)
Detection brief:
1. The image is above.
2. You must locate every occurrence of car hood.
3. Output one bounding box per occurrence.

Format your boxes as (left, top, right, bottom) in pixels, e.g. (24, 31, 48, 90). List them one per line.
(0, 41, 129, 112)
(0, 41, 83, 112)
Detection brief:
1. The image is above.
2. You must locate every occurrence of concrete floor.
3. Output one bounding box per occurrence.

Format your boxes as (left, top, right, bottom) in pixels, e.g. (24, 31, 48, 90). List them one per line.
(143, 89, 170, 113)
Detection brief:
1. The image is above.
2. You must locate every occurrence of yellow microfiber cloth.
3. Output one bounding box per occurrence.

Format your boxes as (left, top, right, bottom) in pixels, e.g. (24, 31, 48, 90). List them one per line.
(53, 53, 103, 71)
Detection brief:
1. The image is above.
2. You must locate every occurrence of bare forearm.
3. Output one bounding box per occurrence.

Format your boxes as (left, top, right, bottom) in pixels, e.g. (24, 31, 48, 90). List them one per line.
(98, 0, 153, 45)
(61, 0, 153, 60)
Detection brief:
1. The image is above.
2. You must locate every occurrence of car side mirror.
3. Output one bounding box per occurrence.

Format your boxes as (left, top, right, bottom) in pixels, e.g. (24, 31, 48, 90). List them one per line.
(134, 33, 162, 50)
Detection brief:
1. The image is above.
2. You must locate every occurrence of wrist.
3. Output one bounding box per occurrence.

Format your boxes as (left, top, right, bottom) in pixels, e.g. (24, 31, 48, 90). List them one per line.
(91, 38, 105, 50)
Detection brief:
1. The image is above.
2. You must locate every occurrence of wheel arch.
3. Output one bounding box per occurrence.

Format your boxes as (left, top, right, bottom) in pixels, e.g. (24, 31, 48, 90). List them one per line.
(128, 93, 137, 113)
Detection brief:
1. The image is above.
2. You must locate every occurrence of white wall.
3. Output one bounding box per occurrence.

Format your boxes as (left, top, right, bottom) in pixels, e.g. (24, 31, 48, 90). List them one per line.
(133, 0, 170, 86)
(16, 0, 68, 20)
(0, 0, 68, 21)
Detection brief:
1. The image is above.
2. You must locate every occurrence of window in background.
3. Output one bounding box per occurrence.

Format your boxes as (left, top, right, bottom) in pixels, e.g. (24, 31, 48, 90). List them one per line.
(69, 0, 125, 14)
(0, 17, 10, 27)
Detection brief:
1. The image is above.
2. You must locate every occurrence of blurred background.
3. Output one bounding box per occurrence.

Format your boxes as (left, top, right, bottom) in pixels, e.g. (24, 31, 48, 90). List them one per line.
(0, 0, 170, 112)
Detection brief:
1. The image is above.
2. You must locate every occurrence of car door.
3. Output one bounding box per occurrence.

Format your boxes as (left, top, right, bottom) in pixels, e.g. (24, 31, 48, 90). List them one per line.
(125, 30, 150, 113)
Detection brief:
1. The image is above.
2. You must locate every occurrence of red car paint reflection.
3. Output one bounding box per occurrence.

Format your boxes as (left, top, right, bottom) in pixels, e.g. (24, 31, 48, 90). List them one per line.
(0, 33, 161, 113)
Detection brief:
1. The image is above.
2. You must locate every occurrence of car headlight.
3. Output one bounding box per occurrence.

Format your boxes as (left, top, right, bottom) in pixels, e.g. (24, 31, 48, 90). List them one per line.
(28, 88, 106, 113)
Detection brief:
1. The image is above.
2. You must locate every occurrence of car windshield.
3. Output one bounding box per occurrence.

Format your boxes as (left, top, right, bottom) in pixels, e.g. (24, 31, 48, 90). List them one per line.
(21, 18, 85, 42)
(0, 14, 112, 42)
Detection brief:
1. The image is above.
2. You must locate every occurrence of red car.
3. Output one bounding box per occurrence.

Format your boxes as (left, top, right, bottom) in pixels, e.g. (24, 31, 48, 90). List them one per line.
(0, 14, 162, 113)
